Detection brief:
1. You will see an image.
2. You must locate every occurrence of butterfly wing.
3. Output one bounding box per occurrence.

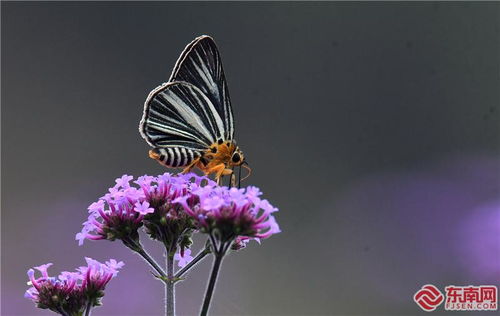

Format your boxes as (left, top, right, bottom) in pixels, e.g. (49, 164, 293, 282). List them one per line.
(140, 81, 226, 154)
(169, 35, 234, 141)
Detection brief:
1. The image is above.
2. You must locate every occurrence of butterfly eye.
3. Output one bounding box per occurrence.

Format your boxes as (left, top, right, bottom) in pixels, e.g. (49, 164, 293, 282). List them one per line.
(232, 153, 240, 163)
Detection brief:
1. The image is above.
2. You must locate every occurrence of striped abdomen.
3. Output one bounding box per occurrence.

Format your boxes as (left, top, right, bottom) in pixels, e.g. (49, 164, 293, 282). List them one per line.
(149, 147, 202, 167)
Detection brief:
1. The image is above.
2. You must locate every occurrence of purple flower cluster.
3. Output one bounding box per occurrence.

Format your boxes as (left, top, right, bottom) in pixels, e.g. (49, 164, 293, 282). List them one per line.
(28, 171, 280, 315)
(25, 258, 123, 315)
(77, 172, 279, 253)
(76, 173, 213, 250)
(135, 173, 213, 249)
(175, 185, 281, 246)
(76, 174, 146, 245)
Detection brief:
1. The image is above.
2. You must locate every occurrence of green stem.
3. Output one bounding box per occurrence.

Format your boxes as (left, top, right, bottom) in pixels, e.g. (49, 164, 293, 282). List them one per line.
(123, 238, 168, 282)
(138, 247, 168, 280)
(200, 237, 232, 316)
(200, 253, 224, 316)
(84, 300, 92, 316)
(55, 306, 69, 316)
(166, 253, 175, 316)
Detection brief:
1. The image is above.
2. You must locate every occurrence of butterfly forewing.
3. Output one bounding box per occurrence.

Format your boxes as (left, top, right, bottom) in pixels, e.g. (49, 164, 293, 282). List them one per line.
(169, 35, 234, 140)
(141, 81, 226, 153)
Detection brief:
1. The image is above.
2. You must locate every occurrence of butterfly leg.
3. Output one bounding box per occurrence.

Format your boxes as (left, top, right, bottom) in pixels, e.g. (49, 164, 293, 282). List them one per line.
(181, 157, 200, 174)
(206, 163, 233, 185)
(230, 172, 236, 187)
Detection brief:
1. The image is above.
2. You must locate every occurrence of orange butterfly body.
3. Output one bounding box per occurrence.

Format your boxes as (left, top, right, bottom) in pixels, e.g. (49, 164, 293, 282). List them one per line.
(149, 140, 246, 183)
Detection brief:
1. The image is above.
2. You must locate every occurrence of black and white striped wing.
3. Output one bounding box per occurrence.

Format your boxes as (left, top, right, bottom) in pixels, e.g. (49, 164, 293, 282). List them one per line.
(169, 35, 234, 140)
(140, 81, 225, 154)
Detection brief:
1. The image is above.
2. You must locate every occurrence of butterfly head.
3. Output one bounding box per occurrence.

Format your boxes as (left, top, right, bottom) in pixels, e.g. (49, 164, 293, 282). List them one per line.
(229, 147, 245, 166)
(231, 147, 251, 183)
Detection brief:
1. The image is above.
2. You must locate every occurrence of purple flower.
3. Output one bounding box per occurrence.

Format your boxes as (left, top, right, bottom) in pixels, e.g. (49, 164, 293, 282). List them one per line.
(25, 258, 123, 314)
(34, 263, 53, 278)
(134, 201, 154, 215)
(174, 249, 193, 268)
(78, 257, 124, 298)
(231, 236, 251, 251)
(174, 184, 280, 245)
(114, 174, 133, 189)
(105, 259, 125, 275)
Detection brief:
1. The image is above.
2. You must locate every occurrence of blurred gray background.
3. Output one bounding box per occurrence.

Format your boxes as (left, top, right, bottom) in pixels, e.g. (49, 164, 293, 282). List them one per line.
(2, 2, 499, 315)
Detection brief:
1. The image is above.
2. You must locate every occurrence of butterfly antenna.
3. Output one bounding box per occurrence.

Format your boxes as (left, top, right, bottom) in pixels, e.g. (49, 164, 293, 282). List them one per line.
(238, 165, 242, 188)
(241, 161, 252, 182)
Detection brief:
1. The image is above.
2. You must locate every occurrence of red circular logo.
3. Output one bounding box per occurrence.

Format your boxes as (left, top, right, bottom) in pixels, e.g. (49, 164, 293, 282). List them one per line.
(414, 284, 444, 312)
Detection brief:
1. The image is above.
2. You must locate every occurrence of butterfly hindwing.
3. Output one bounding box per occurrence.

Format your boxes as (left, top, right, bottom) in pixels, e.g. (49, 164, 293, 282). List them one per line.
(169, 35, 234, 140)
(140, 81, 225, 151)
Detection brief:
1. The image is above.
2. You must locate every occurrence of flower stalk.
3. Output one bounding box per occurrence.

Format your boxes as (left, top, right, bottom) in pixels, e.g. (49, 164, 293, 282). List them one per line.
(84, 300, 92, 316)
(166, 252, 175, 316)
(200, 238, 231, 316)
(122, 237, 168, 282)
(136, 246, 168, 282)
(200, 254, 223, 316)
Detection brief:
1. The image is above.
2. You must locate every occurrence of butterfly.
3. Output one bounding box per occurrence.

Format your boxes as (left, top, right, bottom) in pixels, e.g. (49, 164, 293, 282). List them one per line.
(139, 35, 250, 185)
